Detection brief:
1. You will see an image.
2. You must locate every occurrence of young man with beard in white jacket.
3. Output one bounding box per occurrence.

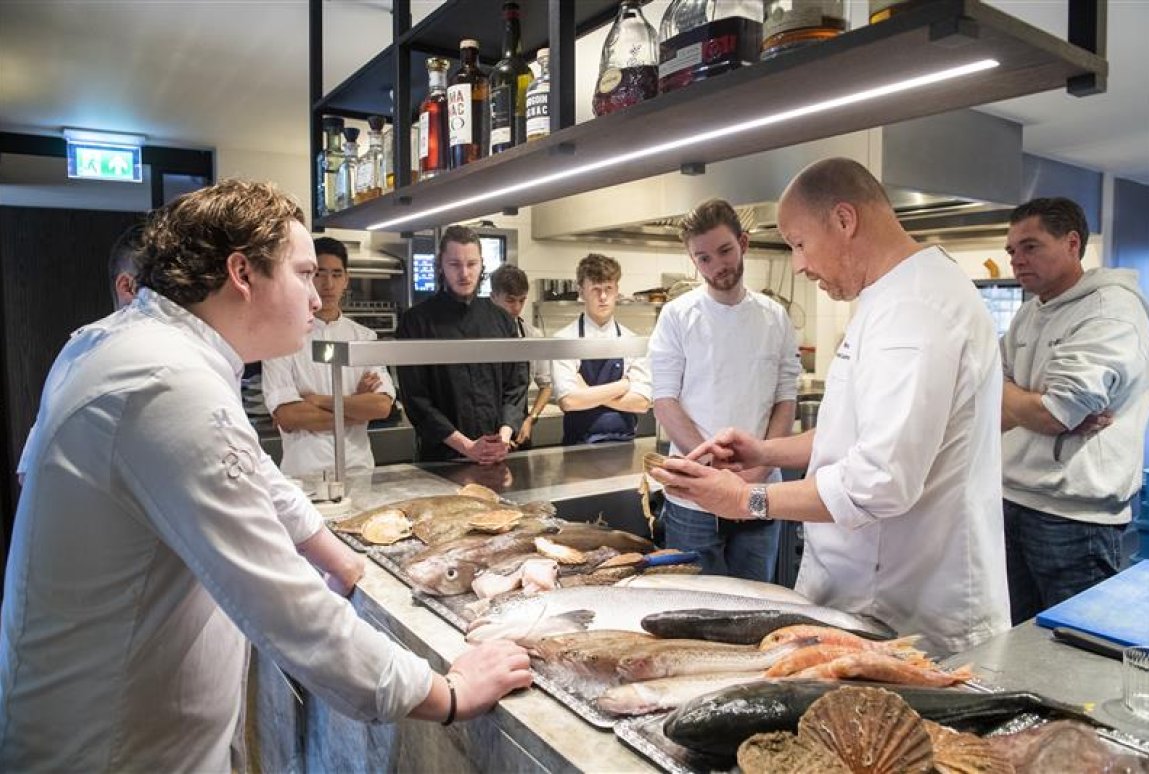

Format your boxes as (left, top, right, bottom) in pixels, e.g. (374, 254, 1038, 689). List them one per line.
(1000, 196, 1149, 624)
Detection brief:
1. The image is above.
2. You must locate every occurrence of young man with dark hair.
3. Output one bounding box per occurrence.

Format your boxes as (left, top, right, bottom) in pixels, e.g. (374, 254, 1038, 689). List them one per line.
(648, 198, 800, 581)
(489, 263, 552, 448)
(262, 235, 395, 476)
(552, 253, 651, 445)
(396, 225, 529, 463)
(0, 181, 531, 770)
(652, 158, 1010, 655)
(1001, 196, 1149, 623)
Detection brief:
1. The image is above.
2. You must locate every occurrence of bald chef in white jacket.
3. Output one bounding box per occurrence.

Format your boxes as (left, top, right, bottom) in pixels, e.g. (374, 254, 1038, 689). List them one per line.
(0, 180, 530, 771)
(652, 158, 1011, 655)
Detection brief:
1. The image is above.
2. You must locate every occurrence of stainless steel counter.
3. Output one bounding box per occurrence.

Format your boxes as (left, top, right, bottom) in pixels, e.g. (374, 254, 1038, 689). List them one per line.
(945, 621, 1149, 742)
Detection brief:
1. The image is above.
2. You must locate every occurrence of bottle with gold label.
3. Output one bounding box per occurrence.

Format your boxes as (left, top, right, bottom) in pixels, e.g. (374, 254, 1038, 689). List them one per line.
(488, 2, 533, 155)
(448, 39, 488, 169)
(593, 0, 659, 117)
(869, 0, 926, 24)
(761, 0, 848, 60)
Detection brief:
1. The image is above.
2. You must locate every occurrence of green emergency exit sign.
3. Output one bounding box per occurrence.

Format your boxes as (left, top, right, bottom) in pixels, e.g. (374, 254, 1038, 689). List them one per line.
(66, 142, 142, 183)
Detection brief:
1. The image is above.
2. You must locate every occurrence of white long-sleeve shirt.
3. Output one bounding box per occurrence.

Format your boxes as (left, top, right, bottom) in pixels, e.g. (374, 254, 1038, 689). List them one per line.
(551, 314, 652, 402)
(799, 247, 1011, 655)
(649, 286, 800, 508)
(262, 314, 394, 476)
(0, 289, 432, 771)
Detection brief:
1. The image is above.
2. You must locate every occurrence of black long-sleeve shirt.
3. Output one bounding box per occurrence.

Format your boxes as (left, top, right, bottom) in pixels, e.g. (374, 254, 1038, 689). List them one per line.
(396, 291, 529, 461)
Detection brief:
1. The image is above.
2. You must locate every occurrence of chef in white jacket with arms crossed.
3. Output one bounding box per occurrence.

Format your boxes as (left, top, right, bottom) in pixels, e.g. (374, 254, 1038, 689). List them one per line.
(651, 158, 1011, 655)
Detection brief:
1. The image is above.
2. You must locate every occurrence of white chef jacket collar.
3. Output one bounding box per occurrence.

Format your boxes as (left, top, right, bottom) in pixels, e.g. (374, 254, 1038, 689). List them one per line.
(135, 287, 245, 383)
(581, 313, 616, 332)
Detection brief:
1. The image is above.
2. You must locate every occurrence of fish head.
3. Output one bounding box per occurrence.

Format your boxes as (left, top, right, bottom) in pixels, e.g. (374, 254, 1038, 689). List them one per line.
(404, 555, 483, 596)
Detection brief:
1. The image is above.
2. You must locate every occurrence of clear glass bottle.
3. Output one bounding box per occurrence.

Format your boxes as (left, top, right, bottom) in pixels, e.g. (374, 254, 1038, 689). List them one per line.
(316, 116, 344, 217)
(448, 39, 489, 169)
(658, 0, 764, 94)
(762, 0, 847, 59)
(593, 0, 659, 117)
(355, 115, 387, 204)
(488, 2, 533, 155)
(525, 48, 551, 142)
(336, 127, 359, 211)
(409, 106, 420, 184)
(419, 57, 450, 179)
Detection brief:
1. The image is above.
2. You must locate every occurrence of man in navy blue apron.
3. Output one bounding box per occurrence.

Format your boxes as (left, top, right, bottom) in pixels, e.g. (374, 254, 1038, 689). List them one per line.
(551, 254, 651, 445)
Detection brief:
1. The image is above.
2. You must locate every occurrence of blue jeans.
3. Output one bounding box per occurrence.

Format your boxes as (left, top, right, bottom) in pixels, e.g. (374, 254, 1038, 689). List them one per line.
(661, 499, 781, 582)
(1003, 499, 1124, 625)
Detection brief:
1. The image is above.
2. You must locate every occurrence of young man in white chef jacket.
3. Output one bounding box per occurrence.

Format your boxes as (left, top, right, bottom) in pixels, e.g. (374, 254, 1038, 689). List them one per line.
(0, 180, 531, 771)
(262, 236, 395, 476)
(648, 199, 800, 582)
(651, 158, 1011, 655)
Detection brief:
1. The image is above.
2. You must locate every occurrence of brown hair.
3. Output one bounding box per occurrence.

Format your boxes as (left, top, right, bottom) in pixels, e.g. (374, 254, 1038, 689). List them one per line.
(490, 263, 529, 297)
(576, 253, 621, 286)
(680, 198, 742, 243)
(785, 157, 891, 220)
(136, 179, 304, 305)
(1009, 197, 1089, 258)
(437, 224, 481, 260)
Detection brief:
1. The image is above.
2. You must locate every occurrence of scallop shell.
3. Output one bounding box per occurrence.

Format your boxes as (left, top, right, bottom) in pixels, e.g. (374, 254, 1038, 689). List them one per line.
(457, 483, 500, 502)
(466, 509, 524, 533)
(359, 510, 412, 545)
(798, 685, 934, 774)
(737, 732, 851, 774)
(642, 451, 673, 474)
(923, 721, 1015, 774)
(597, 552, 644, 569)
(534, 536, 586, 565)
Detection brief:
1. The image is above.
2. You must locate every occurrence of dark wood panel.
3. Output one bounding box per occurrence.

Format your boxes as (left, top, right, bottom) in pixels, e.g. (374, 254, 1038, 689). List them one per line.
(0, 206, 143, 570)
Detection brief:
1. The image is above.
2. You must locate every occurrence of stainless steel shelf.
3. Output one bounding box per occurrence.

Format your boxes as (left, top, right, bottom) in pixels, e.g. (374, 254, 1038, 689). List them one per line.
(317, 0, 1106, 233)
(311, 336, 650, 367)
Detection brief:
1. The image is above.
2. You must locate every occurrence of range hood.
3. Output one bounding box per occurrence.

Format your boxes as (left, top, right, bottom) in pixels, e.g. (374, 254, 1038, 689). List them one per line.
(532, 110, 1025, 251)
(532, 111, 1105, 251)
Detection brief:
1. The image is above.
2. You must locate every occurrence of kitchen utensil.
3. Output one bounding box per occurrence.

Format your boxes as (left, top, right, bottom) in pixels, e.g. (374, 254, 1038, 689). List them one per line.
(1052, 626, 1126, 660)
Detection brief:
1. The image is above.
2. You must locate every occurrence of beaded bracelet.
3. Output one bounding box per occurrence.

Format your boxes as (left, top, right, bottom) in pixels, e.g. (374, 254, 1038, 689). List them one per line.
(441, 674, 458, 727)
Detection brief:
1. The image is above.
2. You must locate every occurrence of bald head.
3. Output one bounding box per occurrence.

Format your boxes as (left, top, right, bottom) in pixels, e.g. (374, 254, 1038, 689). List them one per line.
(781, 157, 892, 219)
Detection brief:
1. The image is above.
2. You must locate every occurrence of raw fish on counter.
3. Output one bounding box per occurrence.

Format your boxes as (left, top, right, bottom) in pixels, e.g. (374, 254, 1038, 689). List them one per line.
(760, 624, 920, 651)
(789, 651, 973, 687)
(663, 680, 1097, 758)
(614, 573, 813, 604)
(465, 586, 895, 644)
(617, 637, 818, 681)
(596, 673, 770, 716)
(640, 608, 897, 645)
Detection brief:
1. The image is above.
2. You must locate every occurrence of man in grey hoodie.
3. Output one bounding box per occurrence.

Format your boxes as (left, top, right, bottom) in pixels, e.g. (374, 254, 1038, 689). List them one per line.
(1001, 196, 1149, 624)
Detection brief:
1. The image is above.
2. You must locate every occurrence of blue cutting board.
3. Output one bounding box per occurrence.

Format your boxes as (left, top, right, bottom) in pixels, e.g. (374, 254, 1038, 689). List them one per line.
(1035, 561, 1149, 646)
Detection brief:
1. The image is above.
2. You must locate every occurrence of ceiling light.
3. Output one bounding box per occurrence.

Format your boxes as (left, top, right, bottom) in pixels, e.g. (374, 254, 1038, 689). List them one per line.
(367, 58, 999, 231)
(62, 128, 147, 147)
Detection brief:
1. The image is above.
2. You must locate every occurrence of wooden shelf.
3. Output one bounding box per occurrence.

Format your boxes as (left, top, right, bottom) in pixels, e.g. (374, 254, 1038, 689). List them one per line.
(317, 0, 1106, 232)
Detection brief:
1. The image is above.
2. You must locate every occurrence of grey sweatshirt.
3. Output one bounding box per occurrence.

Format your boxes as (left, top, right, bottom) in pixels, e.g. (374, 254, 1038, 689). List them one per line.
(1001, 267, 1149, 524)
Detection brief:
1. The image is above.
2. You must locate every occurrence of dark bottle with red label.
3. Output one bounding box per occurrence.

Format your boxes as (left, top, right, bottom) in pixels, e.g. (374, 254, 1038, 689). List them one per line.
(448, 39, 488, 169)
(593, 0, 659, 117)
(658, 0, 765, 94)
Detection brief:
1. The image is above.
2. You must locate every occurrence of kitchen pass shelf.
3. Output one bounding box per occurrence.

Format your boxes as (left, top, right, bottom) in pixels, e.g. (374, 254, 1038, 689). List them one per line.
(317, 0, 1105, 233)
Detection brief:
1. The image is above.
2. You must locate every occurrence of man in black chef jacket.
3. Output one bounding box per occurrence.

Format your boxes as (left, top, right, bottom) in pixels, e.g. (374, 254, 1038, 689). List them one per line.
(396, 225, 529, 463)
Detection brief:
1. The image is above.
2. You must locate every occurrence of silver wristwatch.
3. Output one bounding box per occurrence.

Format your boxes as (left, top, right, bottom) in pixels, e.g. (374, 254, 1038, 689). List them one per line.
(748, 485, 771, 521)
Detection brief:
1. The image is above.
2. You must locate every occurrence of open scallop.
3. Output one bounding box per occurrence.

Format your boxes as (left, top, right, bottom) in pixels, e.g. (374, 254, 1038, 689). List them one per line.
(466, 509, 524, 534)
(359, 509, 412, 545)
(737, 732, 850, 774)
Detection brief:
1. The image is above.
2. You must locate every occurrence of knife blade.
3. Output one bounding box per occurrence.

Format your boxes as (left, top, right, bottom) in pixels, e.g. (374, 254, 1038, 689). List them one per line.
(1052, 626, 1126, 660)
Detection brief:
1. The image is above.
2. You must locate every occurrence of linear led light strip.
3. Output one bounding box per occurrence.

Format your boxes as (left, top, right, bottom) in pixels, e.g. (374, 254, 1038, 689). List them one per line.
(367, 58, 1000, 231)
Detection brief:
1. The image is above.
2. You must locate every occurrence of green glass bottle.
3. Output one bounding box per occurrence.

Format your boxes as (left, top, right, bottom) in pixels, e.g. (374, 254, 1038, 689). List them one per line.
(488, 2, 533, 155)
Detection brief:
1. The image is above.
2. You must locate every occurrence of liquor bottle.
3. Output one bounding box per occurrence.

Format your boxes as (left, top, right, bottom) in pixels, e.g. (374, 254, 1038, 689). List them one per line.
(336, 127, 359, 211)
(419, 57, 450, 179)
(593, 0, 659, 117)
(448, 39, 489, 169)
(868, 0, 927, 23)
(658, 0, 764, 94)
(524, 48, 550, 142)
(761, 0, 847, 60)
(355, 115, 388, 204)
(316, 116, 345, 217)
(409, 106, 420, 185)
(488, 2, 533, 155)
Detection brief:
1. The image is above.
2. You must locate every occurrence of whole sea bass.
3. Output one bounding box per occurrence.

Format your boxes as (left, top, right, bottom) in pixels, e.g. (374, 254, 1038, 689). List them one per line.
(465, 586, 895, 644)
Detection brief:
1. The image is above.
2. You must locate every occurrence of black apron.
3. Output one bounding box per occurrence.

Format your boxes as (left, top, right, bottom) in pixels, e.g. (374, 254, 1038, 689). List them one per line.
(561, 314, 638, 445)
